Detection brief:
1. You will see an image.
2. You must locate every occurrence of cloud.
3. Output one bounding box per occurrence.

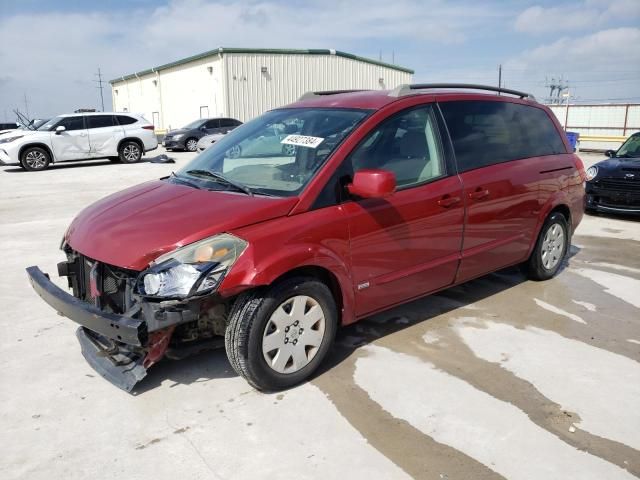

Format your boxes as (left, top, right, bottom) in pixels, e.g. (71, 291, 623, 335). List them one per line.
(0, 0, 505, 119)
(514, 0, 640, 34)
(503, 27, 640, 101)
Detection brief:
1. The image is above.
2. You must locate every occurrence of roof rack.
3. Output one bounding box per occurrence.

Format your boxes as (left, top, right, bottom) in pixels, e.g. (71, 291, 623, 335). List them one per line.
(298, 89, 370, 100)
(388, 83, 536, 101)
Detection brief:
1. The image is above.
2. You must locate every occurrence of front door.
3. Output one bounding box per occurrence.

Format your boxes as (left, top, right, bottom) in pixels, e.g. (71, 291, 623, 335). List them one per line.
(344, 105, 464, 316)
(50, 116, 90, 161)
(86, 115, 124, 158)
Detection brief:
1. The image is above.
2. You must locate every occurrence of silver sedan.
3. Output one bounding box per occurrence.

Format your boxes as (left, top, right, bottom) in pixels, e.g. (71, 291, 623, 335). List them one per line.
(196, 132, 226, 152)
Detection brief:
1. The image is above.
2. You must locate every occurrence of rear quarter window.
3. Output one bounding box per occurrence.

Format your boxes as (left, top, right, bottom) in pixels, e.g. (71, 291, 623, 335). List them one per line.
(116, 115, 137, 125)
(440, 100, 567, 172)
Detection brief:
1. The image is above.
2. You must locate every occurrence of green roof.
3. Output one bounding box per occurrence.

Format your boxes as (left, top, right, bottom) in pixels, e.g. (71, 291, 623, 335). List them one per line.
(109, 47, 414, 83)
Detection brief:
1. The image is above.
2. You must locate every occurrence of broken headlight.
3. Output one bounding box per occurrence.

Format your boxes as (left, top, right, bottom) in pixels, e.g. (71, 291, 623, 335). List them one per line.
(138, 233, 247, 298)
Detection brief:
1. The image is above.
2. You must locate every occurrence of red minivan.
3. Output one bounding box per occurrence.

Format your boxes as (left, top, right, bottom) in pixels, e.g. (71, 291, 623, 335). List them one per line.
(27, 84, 585, 392)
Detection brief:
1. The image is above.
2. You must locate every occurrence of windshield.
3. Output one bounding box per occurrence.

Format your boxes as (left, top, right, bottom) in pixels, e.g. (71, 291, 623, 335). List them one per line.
(38, 116, 63, 131)
(182, 119, 207, 130)
(617, 135, 640, 158)
(175, 108, 370, 196)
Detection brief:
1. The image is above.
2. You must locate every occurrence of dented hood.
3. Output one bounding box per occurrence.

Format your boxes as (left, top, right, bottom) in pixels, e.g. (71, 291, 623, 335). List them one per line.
(66, 179, 298, 270)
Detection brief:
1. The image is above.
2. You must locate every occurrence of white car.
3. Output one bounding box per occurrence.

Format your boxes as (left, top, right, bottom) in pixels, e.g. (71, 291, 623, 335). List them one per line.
(196, 132, 226, 152)
(0, 112, 158, 171)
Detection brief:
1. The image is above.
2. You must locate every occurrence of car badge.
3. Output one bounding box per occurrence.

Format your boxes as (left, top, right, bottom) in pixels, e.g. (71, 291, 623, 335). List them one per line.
(625, 173, 635, 178)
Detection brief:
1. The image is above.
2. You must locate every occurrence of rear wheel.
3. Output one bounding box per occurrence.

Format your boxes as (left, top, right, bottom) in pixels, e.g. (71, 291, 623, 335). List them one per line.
(225, 277, 337, 391)
(21, 147, 51, 171)
(525, 212, 569, 280)
(185, 138, 198, 152)
(119, 141, 142, 163)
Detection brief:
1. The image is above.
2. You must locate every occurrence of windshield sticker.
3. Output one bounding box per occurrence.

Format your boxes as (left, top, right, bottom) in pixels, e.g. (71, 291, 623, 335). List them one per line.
(281, 135, 324, 149)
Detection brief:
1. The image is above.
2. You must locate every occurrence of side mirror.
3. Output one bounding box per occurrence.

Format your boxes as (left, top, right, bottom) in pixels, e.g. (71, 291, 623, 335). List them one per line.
(347, 169, 396, 199)
(605, 149, 616, 158)
(55, 125, 66, 134)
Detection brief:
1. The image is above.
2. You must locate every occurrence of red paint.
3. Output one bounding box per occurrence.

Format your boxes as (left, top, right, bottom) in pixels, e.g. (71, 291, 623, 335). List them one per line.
(346, 169, 396, 198)
(66, 90, 585, 326)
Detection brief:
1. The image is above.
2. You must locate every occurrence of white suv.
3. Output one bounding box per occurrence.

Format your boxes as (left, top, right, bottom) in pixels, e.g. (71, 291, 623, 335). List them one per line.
(0, 112, 158, 171)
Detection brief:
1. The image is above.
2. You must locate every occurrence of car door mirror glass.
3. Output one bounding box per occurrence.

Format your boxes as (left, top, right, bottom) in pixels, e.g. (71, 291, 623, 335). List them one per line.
(347, 169, 396, 199)
(605, 149, 616, 158)
(55, 125, 66, 134)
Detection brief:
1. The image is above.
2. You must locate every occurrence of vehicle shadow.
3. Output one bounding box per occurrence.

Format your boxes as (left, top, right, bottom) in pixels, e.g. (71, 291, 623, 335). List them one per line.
(1, 155, 174, 173)
(132, 247, 582, 394)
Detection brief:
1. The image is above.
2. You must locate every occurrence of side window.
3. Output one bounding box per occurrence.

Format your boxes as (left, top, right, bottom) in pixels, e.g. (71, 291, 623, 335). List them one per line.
(348, 106, 445, 188)
(86, 115, 115, 129)
(204, 119, 220, 129)
(220, 119, 238, 128)
(440, 100, 567, 172)
(56, 116, 85, 131)
(115, 115, 136, 125)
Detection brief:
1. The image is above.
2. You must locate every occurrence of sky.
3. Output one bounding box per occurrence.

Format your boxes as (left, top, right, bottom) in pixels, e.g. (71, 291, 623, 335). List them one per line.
(0, 0, 639, 120)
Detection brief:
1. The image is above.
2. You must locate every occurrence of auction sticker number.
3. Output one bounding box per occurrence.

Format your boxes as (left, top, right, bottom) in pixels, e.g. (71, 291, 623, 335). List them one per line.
(281, 135, 324, 149)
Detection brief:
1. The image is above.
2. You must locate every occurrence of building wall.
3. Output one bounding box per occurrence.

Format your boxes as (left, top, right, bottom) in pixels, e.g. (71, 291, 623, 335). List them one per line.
(111, 56, 225, 131)
(111, 51, 413, 132)
(223, 53, 413, 121)
(548, 103, 640, 151)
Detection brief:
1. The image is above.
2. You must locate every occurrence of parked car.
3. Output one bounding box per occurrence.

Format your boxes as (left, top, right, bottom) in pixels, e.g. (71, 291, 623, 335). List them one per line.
(27, 84, 584, 392)
(585, 131, 640, 215)
(196, 132, 227, 152)
(0, 113, 157, 171)
(226, 123, 298, 159)
(0, 122, 19, 132)
(164, 117, 242, 152)
(0, 118, 48, 137)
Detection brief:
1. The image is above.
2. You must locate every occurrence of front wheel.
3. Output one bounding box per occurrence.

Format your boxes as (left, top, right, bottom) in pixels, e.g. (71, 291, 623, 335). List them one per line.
(225, 277, 337, 391)
(524, 212, 569, 281)
(185, 138, 198, 152)
(21, 147, 51, 171)
(119, 141, 142, 163)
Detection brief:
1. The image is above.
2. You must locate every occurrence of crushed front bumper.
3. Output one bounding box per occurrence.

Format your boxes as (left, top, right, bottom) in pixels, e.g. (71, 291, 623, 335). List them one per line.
(26, 266, 148, 346)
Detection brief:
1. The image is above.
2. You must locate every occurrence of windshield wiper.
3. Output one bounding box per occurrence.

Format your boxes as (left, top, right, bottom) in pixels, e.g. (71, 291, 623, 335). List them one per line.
(169, 171, 202, 190)
(185, 169, 253, 196)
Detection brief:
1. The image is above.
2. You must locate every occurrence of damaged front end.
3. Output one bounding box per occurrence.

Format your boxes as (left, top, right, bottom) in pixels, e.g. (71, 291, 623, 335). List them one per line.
(26, 236, 244, 392)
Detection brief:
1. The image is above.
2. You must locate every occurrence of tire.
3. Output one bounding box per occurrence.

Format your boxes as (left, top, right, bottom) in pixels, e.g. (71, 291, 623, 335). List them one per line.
(227, 144, 241, 159)
(118, 140, 142, 163)
(21, 146, 51, 171)
(185, 138, 198, 152)
(282, 144, 296, 156)
(225, 276, 337, 391)
(525, 212, 569, 281)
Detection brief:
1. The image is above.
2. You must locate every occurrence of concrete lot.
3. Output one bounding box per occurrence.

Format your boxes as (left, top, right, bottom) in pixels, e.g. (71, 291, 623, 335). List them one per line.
(1, 150, 639, 479)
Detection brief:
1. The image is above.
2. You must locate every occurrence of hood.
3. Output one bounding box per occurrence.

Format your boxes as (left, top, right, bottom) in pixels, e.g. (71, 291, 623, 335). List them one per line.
(165, 128, 191, 137)
(66, 180, 298, 270)
(594, 157, 640, 171)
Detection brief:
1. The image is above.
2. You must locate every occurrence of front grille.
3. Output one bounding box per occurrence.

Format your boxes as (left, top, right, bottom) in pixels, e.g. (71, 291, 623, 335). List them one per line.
(593, 177, 640, 192)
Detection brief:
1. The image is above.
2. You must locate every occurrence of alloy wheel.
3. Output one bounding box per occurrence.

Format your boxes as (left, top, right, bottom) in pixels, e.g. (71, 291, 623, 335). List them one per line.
(123, 144, 140, 162)
(186, 139, 198, 152)
(541, 223, 565, 270)
(25, 150, 47, 169)
(262, 295, 326, 374)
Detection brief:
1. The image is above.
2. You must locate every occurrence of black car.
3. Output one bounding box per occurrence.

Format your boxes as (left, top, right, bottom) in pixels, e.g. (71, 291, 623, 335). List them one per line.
(0, 122, 19, 131)
(163, 117, 242, 152)
(586, 132, 640, 215)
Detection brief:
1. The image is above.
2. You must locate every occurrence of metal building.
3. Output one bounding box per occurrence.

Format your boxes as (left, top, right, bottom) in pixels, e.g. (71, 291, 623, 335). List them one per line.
(109, 47, 414, 132)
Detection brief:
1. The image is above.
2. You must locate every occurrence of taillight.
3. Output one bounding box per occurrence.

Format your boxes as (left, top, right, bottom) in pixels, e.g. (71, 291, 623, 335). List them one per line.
(142, 125, 155, 131)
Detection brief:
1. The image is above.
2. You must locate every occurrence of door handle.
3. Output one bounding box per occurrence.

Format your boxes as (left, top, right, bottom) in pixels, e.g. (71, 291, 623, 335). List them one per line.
(468, 188, 490, 200)
(437, 195, 461, 208)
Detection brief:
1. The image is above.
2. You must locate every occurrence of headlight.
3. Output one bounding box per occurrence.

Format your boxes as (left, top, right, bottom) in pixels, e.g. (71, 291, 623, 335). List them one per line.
(585, 166, 598, 181)
(0, 135, 24, 144)
(172, 134, 184, 140)
(138, 234, 247, 298)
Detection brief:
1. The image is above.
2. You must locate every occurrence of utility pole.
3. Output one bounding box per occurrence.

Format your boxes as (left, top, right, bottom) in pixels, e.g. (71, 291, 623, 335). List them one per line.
(498, 64, 502, 93)
(95, 67, 106, 111)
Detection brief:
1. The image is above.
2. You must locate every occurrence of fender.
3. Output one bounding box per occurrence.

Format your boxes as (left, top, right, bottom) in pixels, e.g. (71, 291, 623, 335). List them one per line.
(528, 190, 572, 257)
(218, 242, 356, 325)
